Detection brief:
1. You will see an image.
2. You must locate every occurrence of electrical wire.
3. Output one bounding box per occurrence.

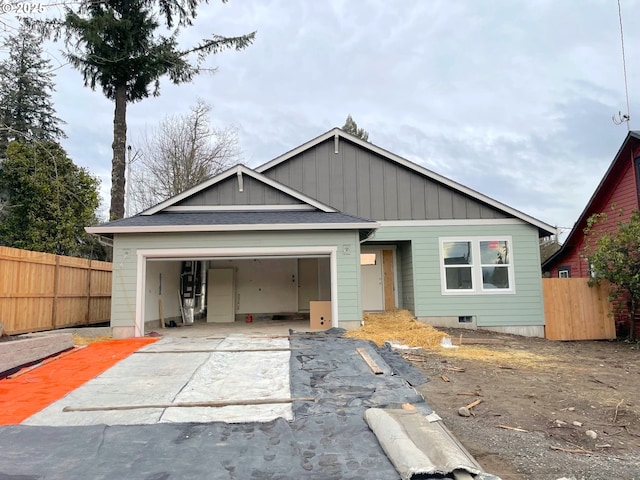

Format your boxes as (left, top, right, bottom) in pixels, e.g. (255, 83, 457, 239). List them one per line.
(617, 0, 631, 131)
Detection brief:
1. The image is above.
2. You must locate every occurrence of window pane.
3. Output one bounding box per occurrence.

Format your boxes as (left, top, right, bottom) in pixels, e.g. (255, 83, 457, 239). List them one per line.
(480, 241, 509, 265)
(445, 267, 473, 289)
(443, 242, 472, 265)
(360, 253, 376, 265)
(482, 266, 509, 289)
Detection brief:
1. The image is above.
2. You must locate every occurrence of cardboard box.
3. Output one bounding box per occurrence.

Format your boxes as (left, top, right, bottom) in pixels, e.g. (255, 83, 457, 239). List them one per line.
(310, 301, 331, 330)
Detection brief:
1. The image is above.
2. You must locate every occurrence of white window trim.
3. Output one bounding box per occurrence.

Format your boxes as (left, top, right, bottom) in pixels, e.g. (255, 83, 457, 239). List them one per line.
(439, 236, 516, 295)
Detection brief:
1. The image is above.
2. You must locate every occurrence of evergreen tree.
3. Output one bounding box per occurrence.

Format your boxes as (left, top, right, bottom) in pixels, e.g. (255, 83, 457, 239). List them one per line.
(342, 114, 369, 141)
(0, 141, 104, 259)
(34, 0, 255, 220)
(0, 26, 66, 151)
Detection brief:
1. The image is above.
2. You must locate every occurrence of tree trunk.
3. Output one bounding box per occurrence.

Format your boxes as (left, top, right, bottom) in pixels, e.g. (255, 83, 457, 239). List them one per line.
(109, 85, 127, 220)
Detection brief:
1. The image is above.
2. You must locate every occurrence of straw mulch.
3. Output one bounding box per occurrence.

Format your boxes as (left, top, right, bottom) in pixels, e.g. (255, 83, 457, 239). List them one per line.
(344, 309, 448, 349)
(73, 334, 113, 346)
(435, 344, 556, 368)
(345, 310, 556, 368)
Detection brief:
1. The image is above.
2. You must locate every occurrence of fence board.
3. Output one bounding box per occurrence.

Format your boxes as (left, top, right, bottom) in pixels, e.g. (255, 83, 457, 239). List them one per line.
(543, 278, 615, 340)
(0, 247, 112, 335)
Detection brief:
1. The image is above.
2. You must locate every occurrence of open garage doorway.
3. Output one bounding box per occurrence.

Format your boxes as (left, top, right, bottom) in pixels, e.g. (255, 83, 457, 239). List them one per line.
(135, 247, 337, 336)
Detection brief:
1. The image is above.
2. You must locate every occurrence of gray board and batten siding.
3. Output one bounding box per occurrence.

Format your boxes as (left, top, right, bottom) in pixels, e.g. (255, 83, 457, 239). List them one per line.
(258, 137, 507, 221)
(175, 174, 304, 207)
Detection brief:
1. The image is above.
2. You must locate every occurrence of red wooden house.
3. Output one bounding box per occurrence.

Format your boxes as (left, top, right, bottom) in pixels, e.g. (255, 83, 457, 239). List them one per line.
(543, 131, 640, 337)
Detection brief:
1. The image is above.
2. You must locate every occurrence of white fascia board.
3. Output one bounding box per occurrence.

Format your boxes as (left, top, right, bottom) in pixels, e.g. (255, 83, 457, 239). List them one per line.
(86, 222, 379, 235)
(142, 164, 336, 215)
(164, 204, 315, 212)
(256, 129, 341, 173)
(142, 165, 244, 215)
(256, 129, 556, 236)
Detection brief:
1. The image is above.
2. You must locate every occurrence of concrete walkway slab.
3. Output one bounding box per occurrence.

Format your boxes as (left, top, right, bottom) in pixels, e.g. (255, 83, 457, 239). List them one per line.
(24, 335, 293, 426)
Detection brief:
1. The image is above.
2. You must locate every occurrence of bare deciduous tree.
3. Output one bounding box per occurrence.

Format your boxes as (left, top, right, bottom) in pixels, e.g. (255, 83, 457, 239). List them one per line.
(128, 100, 242, 214)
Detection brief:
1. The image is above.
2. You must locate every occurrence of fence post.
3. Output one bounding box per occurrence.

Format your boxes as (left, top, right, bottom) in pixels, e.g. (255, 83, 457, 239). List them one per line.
(86, 260, 93, 323)
(51, 255, 60, 329)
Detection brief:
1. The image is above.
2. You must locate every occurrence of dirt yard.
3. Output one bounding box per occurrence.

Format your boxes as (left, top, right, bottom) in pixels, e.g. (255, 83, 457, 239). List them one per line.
(408, 328, 640, 480)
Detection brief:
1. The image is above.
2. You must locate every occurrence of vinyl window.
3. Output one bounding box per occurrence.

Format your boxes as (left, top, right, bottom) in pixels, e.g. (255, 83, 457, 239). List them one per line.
(440, 237, 515, 294)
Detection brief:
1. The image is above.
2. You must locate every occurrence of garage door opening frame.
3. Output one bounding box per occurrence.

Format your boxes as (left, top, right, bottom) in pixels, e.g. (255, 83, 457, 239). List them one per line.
(135, 246, 339, 337)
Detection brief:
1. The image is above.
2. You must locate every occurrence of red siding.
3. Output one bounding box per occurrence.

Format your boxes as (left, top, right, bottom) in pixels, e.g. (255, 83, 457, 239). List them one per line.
(548, 153, 639, 278)
(545, 139, 640, 338)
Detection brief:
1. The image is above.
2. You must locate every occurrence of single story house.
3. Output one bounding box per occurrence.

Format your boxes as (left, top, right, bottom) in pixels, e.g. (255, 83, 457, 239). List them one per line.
(88, 128, 556, 338)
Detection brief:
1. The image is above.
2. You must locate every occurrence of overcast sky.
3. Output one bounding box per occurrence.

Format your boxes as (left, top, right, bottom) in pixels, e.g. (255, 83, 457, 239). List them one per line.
(4, 0, 640, 237)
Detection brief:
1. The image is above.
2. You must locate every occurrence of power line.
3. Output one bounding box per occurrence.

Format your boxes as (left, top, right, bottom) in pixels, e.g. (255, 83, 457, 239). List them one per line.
(614, 0, 631, 130)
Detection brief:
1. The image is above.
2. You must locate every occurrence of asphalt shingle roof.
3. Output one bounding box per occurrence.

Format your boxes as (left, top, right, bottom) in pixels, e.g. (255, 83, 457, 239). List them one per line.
(95, 211, 376, 229)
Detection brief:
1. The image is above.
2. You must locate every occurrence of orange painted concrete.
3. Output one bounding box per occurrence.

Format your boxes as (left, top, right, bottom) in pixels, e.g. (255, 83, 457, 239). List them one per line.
(0, 338, 157, 425)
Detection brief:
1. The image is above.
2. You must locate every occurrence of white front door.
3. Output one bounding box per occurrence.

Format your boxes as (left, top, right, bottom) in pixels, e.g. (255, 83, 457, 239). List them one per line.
(361, 249, 384, 311)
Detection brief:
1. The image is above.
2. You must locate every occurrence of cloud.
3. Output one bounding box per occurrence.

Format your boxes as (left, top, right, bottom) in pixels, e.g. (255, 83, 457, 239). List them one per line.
(4, 0, 639, 231)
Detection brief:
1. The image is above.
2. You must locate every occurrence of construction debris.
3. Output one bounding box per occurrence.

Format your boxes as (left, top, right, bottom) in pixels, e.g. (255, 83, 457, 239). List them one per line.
(497, 425, 530, 433)
(458, 407, 471, 417)
(465, 399, 483, 410)
(356, 347, 384, 374)
(550, 446, 594, 455)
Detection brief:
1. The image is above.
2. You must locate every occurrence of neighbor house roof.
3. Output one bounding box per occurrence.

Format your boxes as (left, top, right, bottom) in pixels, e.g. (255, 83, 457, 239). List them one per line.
(257, 128, 557, 237)
(542, 130, 640, 269)
(86, 211, 377, 236)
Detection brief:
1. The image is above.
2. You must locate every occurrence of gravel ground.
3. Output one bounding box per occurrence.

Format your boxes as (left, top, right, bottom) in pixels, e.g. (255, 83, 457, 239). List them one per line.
(410, 328, 640, 480)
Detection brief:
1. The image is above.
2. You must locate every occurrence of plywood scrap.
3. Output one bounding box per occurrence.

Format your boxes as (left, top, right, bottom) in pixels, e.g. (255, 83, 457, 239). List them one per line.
(356, 347, 384, 374)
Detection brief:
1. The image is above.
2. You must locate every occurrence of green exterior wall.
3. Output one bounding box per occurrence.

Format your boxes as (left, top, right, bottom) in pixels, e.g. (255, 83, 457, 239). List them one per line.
(110, 230, 362, 330)
(368, 223, 545, 327)
(397, 241, 415, 313)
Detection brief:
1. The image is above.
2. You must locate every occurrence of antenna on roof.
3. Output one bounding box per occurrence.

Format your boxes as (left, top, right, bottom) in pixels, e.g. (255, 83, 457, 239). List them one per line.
(613, 0, 631, 130)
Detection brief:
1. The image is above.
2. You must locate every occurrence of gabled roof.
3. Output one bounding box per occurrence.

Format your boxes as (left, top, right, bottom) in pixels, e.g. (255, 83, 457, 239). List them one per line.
(542, 130, 640, 268)
(256, 128, 557, 237)
(142, 164, 338, 215)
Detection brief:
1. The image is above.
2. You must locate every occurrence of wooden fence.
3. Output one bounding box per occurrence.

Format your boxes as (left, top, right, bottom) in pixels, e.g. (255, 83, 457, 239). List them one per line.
(543, 278, 615, 340)
(0, 246, 112, 335)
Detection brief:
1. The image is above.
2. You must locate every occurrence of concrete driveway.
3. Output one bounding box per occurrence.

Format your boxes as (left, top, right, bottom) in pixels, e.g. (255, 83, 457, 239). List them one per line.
(0, 330, 499, 479)
(24, 335, 293, 426)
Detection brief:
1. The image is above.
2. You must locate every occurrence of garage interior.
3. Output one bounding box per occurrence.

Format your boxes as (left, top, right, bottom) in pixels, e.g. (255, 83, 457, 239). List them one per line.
(143, 256, 332, 333)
